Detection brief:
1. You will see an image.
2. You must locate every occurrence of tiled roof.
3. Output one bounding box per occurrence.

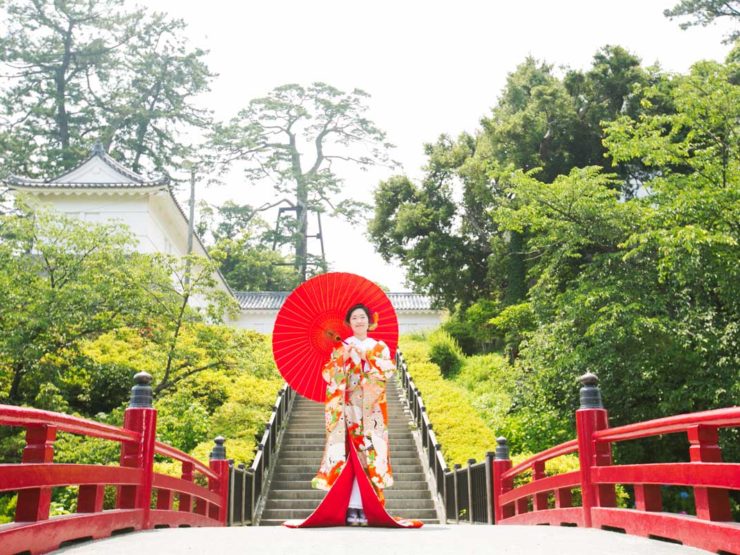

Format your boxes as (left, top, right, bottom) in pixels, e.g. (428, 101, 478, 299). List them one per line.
(6, 142, 169, 189)
(236, 291, 436, 312)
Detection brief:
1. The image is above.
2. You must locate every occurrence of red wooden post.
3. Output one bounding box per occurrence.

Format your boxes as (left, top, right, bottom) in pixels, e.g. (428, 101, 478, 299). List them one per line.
(575, 372, 612, 528)
(555, 487, 572, 509)
(533, 460, 548, 511)
(156, 489, 173, 511)
(15, 424, 56, 522)
(179, 462, 194, 512)
(208, 436, 230, 525)
(687, 425, 731, 521)
(77, 485, 106, 513)
(492, 437, 513, 523)
(634, 484, 662, 512)
(117, 372, 157, 530)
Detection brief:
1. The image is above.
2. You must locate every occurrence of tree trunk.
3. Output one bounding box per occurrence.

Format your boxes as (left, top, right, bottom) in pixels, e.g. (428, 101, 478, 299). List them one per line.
(8, 363, 25, 405)
(294, 195, 308, 282)
(289, 132, 308, 281)
(504, 231, 527, 305)
(55, 22, 75, 167)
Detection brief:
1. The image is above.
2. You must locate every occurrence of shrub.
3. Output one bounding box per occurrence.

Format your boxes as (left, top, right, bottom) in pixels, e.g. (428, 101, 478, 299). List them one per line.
(428, 330, 464, 378)
(399, 335, 497, 465)
(454, 353, 513, 433)
(442, 299, 501, 354)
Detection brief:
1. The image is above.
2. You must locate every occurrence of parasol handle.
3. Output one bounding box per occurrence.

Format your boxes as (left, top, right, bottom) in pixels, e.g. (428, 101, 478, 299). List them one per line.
(324, 329, 348, 345)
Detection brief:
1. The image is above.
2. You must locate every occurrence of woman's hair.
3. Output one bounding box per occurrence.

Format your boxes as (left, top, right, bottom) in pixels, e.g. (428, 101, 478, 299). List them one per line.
(345, 303, 371, 324)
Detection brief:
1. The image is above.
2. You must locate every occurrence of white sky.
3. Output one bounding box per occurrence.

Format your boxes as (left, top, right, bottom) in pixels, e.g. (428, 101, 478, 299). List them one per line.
(146, 0, 733, 291)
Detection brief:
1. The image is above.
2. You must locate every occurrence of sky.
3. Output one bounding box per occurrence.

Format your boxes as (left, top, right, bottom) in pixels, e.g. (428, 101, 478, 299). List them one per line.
(146, 0, 733, 291)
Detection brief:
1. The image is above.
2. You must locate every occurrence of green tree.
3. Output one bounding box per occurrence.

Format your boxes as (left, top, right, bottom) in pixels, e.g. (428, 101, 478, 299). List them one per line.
(0, 208, 235, 405)
(0, 208, 161, 405)
(197, 201, 300, 291)
(369, 47, 656, 321)
(209, 82, 394, 281)
(0, 0, 213, 178)
(496, 58, 739, 458)
(664, 0, 740, 43)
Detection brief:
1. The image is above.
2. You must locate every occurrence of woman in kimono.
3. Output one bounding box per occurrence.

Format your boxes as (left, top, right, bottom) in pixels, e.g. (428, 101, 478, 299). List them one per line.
(311, 303, 396, 526)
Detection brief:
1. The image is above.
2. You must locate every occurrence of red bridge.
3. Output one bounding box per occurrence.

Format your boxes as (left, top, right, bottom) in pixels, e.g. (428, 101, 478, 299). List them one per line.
(0, 365, 738, 555)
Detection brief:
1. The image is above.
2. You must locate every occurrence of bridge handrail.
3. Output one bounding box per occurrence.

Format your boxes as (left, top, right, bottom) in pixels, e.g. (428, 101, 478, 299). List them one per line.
(0, 372, 230, 554)
(155, 440, 217, 480)
(592, 406, 740, 443)
(397, 350, 738, 552)
(491, 373, 739, 554)
(0, 404, 139, 444)
(501, 439, 578, 480)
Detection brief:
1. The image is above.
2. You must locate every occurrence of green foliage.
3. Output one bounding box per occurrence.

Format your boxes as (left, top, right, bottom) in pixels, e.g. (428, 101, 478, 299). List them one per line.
(489, 302, 535, 362)
(384, 52, 739, 485)
(0, 0, 214, 177)
(492, 59, 740, 461)
(0, 494, 16, 524)
(0, 209, 170, 406)
(664, 0, 740, 44)
(369, 46, 656, 313)
(209, 82, 393, 280)
(442, 298, 501, 355)
(198, 202, 300, 291)
(399, 337, 498, 465)
(427, 330, 464, 378)
(155, 392, 211, 454)
(452, 353, 513, 439)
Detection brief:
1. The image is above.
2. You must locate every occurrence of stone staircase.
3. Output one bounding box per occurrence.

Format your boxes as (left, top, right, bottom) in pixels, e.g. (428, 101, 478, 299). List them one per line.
(259, 377, 440, 525)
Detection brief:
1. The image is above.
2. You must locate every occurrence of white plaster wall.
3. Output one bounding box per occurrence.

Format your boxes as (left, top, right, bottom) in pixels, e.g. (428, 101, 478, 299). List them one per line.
(230, 312, 277, 334)
(29, 193, 167, 255)
(398, 312, 446, 333)
(230, 311, 444, 335)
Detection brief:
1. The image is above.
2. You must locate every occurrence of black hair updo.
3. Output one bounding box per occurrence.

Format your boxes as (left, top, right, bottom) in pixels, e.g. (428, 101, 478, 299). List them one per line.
(345, 303, 371, 324)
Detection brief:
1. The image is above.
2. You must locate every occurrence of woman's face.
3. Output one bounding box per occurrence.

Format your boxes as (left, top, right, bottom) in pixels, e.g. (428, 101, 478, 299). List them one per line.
(349, 308, 369, 335)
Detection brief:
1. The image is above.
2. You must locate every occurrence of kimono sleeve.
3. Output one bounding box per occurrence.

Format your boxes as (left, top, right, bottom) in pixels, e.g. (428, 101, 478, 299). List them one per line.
(322, 347, 344, 383)
(365, 340, 395, 381)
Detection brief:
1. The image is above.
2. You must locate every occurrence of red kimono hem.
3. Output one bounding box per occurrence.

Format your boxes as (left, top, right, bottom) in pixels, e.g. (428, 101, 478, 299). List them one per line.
(283, 438, 423, 528)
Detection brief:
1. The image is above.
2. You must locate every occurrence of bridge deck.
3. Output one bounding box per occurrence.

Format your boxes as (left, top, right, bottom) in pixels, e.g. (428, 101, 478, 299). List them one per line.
(54, 524, 712, 555)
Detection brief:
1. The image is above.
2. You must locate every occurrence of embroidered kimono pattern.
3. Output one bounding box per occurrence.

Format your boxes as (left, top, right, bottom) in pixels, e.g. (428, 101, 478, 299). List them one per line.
(312, 336, 395, 503)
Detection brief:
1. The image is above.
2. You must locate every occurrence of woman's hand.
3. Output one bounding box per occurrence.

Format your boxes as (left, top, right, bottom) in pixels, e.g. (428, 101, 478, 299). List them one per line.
(344, 344, 367, 361)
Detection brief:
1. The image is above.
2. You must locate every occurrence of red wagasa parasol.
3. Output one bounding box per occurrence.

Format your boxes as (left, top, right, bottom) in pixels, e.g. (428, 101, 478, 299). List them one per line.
(272, 272, 399, 402)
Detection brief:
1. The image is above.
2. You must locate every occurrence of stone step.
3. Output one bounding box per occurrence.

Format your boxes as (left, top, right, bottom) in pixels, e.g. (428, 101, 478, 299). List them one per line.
(268, 489, 433, 500)
(278, 446, 419, 454)
(260, 508, 439, 520)
(265, 498, 436, 510)
(286, 421, 413, 426)
(274, 464, 423, 474)
(282, 432, 415, 439)
(277, 455, 422, 464)
(258, 518, 440, 526)
(271, 475, 427, 484)
(286, 429, 414, 434)
(269, 479, 431, 490)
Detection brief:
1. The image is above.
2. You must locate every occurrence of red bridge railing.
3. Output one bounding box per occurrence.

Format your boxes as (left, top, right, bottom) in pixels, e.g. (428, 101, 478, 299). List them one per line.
(0, 372, 229, 555)
(492, 373, 740, 554)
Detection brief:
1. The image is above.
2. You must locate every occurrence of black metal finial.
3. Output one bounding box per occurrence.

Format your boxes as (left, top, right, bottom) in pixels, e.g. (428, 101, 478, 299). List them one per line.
(495, 437, 510, 461)
(210, 436, 226, 460)
(92, 141, 105, 155)
(579, 372, 603, 409)
(128, 372, 153, 408)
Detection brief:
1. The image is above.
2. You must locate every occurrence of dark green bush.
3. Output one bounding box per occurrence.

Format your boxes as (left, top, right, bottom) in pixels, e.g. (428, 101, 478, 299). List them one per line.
(428, 331, 463, 378)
